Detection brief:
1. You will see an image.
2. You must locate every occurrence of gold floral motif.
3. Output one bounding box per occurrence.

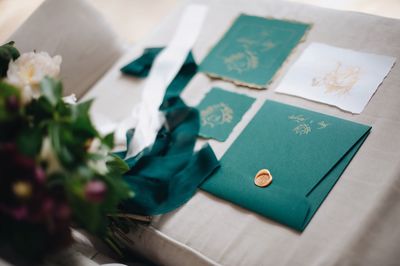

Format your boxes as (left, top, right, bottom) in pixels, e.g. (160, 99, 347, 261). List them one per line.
(293, 123, 312, 135)
(261, 41, 276, 51)
(237, 38, 257, 46)
(312, 62, 360, 95)
(288, 114, 331, 135)
(317, 121, 330, 129)
(201, 103, 234, 128)
(224, 50, 258, 74)
(223, 35, 276, 74)
(288, 114, 306, 123)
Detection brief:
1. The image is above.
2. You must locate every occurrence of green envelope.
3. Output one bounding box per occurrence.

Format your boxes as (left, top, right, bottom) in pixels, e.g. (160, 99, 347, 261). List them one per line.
(201, 101, 371, 231)
(200, 14, 310, 88)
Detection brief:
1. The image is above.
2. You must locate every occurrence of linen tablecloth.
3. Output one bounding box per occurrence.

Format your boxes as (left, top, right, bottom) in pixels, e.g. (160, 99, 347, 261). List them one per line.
(93, 1, 399, 265)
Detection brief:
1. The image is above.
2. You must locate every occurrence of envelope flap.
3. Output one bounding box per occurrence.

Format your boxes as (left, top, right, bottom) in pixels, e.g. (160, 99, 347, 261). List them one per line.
(229, 100, 371, 196)
(202, 163, 311, 231)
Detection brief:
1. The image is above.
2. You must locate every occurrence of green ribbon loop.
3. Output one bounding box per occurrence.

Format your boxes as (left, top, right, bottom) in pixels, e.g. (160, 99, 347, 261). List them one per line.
(119, 48, 219, 215)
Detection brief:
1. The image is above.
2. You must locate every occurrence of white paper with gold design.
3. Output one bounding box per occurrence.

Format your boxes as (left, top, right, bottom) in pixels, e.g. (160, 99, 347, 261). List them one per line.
(275, 43, 396, 113)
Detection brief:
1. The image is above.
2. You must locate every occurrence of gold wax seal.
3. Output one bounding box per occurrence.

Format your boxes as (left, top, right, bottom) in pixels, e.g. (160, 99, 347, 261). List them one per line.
(254, 169, 273, 187)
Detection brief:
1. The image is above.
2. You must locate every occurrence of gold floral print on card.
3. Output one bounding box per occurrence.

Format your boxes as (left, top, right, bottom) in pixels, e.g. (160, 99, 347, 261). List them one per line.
(288, 115, 331, 135)
(312, 62, 360, 95)
(223, 35, 277, 74)
(224, 49, 259, 74)
(201, 103, 234, 128)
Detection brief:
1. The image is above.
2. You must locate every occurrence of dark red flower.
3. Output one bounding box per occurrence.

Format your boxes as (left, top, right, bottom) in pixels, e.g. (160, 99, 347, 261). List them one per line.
(0, 142, 72, 252)
(5, 95, 19, 112)
(84, 180, 107, 203)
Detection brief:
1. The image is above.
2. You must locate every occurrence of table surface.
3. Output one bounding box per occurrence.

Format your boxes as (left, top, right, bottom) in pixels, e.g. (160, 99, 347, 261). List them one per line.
(1, 0, 400, 44)
(80, 0, 400, 265)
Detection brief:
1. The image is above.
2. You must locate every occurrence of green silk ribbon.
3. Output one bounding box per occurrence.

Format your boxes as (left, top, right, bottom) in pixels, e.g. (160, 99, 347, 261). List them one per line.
(121, 48, 163, 78)
(118, 48, 219, 215)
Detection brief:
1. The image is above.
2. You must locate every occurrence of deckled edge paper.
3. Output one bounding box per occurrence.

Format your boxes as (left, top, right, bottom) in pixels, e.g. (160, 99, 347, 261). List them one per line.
(200, 14, 311, 89)
(275, 42, 396, 114)
(197, 87, 255, 141)
(124, 5, 208, 159)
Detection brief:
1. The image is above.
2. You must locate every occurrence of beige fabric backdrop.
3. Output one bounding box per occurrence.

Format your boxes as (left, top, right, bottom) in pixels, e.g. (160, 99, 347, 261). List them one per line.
(1, 0, 400, 45)
(8, 0, 125, 98)
(0, 0, 182, 44)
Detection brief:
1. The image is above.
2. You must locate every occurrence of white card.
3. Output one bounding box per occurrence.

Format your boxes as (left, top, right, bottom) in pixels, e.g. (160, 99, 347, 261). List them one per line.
(275, 43, 396, 113)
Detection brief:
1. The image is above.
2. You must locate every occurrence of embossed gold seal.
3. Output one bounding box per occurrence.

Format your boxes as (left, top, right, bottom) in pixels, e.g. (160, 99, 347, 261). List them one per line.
(254, 169, 272, 187)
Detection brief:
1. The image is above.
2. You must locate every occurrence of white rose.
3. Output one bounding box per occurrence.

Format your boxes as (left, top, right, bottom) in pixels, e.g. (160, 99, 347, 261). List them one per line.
(6, 52, 62, 104)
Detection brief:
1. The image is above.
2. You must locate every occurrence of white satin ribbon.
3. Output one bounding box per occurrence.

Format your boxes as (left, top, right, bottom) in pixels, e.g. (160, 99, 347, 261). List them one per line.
(124, 4, 208, 159)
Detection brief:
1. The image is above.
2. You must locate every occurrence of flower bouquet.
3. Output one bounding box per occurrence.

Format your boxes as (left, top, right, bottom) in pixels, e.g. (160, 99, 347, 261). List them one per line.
(0, 42, 132, 260)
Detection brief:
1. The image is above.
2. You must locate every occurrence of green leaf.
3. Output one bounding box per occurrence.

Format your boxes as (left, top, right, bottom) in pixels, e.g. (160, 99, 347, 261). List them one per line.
(102, 133, 114, 149)
(0, 80, 20, 97)
(24, 97, 54, 127)
(55, 100, 72, 118)
(106, 154, 129, 175)
(3, 41, 20, 59)
(40, 77, 62, 106)
(75, 165, 95, 180)
(49, 123, 74, 166)
(65, 177, 106, 234)
(71, 100, 98, 137)
(0, 81, 20, 120)
(100, 174, 133, 212)
(16, 127, 43, 157)
(0, 41, 20, 77)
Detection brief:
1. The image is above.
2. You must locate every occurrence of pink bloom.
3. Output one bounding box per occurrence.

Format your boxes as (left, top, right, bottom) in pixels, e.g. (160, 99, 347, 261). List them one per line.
(84, 180, 107, 203)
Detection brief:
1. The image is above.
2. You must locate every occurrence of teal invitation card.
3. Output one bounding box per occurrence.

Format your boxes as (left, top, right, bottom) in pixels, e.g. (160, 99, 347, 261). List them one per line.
(200, 14, 311, 88)
(197, 88, 255, 141)
(201, 101, 371, 231)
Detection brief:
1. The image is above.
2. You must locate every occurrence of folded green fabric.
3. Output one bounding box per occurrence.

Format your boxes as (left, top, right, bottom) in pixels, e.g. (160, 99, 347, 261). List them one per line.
(118, 48, 219, 215)
(201, 100, 371, 231)
(120, 47, 163, 77)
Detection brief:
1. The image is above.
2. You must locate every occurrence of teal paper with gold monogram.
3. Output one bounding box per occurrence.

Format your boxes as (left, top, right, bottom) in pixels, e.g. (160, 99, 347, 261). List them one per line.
(200, 14, 310, 88)
(197, 88, 255, 141)
(201, 101, 371, 231)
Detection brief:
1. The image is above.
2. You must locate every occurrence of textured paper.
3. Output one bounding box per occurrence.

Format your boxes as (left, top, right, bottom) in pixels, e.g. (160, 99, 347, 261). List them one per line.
(275, 43, 396, 113)
(197, 87, 255, 141)
(202, 100, 371, 231)
(200, 14, 310, 89)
